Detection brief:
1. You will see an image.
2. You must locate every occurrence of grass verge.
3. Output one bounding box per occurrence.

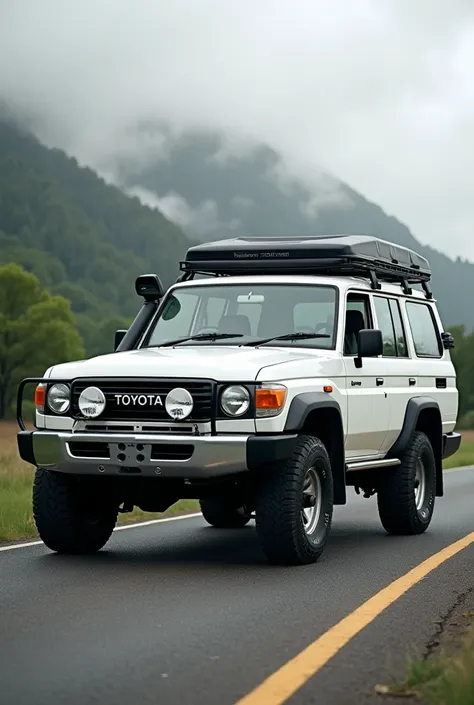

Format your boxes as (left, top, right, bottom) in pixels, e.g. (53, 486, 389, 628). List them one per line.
(1, 424, 473, 543)
(376, 619, 474, 703)
(442, 431, 474, 470)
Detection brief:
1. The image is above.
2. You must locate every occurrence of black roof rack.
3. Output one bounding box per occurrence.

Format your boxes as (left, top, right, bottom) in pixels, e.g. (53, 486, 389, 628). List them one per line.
(179, 235, 432, 296)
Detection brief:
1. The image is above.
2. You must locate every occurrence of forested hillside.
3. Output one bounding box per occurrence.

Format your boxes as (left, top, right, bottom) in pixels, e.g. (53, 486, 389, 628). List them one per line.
(0, 119, 190, 357)
(115, 127, 474, 331)
(2, 118, 474, 424)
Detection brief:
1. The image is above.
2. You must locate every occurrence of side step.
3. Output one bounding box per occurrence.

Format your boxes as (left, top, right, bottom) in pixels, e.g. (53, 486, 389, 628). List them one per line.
(346, 458, 401, 472)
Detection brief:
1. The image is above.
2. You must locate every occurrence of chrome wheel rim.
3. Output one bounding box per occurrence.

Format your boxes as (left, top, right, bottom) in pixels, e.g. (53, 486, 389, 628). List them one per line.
(414, 458, 426, 511)
(302, 468, 322, 536)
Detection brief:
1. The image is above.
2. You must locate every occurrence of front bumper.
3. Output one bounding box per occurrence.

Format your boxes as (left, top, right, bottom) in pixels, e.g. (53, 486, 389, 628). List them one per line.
(17, 430, 297, 479)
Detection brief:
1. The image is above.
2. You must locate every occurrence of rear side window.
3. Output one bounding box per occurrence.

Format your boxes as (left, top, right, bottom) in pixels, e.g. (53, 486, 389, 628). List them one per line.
(373, 296, 408, 357)
(389, 299, 408, 357)
(373, 297, 397, 356)
(406, 302, 441, 357)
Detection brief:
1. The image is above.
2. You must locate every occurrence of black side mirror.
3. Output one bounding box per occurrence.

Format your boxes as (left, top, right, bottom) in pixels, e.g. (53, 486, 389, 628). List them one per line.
(441, 331, 455, 349)
(355, 329, 383, 368)
(114, 329, 127, 351)
(135, 273, 165, 302)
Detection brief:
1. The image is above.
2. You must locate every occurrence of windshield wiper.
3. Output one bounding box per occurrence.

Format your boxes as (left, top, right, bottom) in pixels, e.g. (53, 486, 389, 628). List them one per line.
(157, 332, 244, 348)
(243, 332, 331, 347)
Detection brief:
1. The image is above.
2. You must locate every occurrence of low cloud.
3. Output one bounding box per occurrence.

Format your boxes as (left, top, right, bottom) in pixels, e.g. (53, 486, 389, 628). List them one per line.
(126, 186, 241, 237)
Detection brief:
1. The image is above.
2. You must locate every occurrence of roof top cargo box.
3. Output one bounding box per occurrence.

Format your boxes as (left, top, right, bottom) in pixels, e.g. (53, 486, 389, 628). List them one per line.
(180, 235, 431, 287)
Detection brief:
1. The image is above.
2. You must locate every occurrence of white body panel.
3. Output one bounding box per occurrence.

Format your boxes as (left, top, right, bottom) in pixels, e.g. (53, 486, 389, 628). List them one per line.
(342, 356, 390, 458)
(37, 273, 459, 464)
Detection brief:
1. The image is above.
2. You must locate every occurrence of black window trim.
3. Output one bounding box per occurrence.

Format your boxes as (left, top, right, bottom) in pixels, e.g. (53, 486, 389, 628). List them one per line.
(405, 299, 443, 359)
(372, 293, 410, 359)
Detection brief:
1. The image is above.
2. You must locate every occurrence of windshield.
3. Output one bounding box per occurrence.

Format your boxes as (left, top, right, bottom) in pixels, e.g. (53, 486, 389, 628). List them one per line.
(143, 283, 337, 349)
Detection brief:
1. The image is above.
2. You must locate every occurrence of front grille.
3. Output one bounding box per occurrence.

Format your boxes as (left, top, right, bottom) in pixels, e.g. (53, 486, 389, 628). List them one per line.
(71, 379, 214, 422)
(81, 423, 201, 435)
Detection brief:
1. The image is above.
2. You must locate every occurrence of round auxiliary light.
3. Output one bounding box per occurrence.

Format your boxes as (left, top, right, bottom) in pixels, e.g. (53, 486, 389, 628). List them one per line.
(78, 386, 106, 419)
(165, 387, 194, 420)
(221, 385, 250, 417)
(47, 383, 71, 414)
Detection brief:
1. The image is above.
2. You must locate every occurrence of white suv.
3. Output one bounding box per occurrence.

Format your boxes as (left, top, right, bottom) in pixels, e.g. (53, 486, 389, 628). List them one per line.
(17, 235, 461, 565)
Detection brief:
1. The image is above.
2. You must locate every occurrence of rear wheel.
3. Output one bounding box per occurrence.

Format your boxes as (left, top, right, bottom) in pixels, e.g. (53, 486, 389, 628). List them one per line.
(254, 434, 333, 565)
(199, 499, 252, 528)
(377, 431, 436, 535)
(33, 468, 118, 554)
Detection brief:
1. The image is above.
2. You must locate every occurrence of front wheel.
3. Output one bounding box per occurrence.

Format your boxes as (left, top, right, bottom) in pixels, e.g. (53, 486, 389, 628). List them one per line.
(199, 499, 252, 528)
(377, 431, 436, 535)
(33, 468, 118, 554)
(254, 434, 334, 566)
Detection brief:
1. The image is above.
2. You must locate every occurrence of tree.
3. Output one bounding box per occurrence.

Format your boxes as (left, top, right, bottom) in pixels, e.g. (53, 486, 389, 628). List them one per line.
(449, 325, 474, 424)
(0, 263, 84, 419)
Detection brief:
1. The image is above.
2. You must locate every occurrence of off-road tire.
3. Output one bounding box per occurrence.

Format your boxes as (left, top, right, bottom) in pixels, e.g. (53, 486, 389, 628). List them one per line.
(254, 434, 334, 566)
(377, 431, 436, 535)
(199, 499, 252, 528)
(33, 468, 118, 554)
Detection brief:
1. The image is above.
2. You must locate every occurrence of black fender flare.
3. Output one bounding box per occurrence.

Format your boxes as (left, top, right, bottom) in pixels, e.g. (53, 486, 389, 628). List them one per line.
(284, 392, 346, 505)
(284, 392, 342, 432)
(386, 396, 443, 496)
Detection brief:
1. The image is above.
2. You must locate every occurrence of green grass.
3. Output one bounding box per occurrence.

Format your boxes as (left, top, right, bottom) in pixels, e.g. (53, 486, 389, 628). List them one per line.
(0, 465, 37, 541)
(1, 424, 473, 544)
(443, 434, 474, 470)
(377, 627, 474, 704)
(0, 422, 199, 543)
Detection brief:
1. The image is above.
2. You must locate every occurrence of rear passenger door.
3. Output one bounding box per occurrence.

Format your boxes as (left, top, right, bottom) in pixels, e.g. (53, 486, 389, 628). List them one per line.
(372, 295, 416, 453)
(343, 292, 390, 459)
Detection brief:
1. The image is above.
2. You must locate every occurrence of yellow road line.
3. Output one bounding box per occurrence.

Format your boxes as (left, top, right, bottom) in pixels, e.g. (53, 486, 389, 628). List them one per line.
(235, 530, 474, 705)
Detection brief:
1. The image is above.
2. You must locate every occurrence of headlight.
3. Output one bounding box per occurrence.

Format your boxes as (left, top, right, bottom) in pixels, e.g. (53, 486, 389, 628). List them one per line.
(47, 383, 71, 414)
(220, 385, 251, 417)
(255, 384, 287, 418)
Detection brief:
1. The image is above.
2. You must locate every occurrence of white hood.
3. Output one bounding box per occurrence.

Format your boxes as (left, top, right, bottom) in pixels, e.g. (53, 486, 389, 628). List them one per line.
(47, 346, 330, 382)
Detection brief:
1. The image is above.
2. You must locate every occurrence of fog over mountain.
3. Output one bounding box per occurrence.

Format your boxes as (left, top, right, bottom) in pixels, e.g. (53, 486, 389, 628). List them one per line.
(1, 0, 474, 260)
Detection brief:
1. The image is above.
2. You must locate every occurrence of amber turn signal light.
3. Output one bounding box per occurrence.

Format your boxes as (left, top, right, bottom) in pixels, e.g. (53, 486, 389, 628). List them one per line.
(255, 385, 287, 417)
(35, 384, 46, 409)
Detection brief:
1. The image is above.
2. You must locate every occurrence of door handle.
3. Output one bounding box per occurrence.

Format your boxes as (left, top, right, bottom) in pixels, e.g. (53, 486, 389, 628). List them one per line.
(409, 378, 416, 386)
(376, 378, 384, 386)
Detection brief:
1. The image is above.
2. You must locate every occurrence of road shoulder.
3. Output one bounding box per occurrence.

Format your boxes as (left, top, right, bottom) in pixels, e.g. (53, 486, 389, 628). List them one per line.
(375, 585, 474, 703)
(284, 542, 474, 705)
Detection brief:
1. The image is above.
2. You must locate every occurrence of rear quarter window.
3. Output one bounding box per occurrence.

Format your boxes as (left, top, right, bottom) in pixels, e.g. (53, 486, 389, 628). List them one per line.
(405, 301, 442, 357)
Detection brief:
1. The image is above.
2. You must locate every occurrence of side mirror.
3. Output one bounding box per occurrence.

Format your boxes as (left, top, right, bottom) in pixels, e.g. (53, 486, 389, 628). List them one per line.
(114, 329, 127, 351)
(135, 273, 165, 302)
(441, 331, 455, 349)
(355, 329, 383, 367)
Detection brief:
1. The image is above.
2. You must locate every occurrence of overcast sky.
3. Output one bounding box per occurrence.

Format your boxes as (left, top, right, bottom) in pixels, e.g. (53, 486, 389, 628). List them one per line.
(1, 0, 474, 260)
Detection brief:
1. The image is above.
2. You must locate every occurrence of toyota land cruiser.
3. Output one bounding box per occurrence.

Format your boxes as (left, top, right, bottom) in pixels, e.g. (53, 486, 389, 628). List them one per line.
(16, 235, 461, 565)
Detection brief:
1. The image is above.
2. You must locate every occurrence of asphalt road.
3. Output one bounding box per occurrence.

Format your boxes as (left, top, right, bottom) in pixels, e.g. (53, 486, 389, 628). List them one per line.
(2, 468, 474, 705)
